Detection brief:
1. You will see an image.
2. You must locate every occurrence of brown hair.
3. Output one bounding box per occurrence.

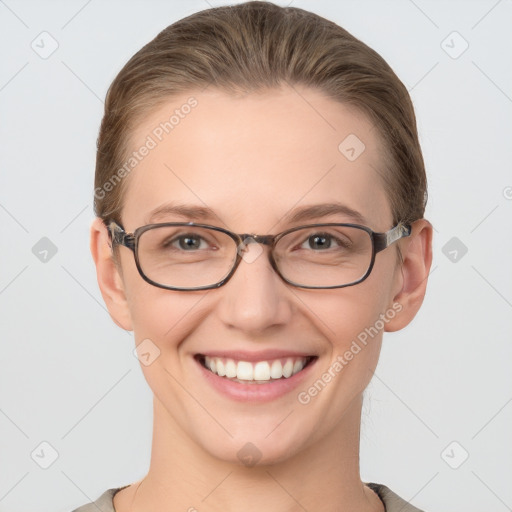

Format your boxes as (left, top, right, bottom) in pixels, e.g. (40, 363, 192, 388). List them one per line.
(94, 0, 427, 228)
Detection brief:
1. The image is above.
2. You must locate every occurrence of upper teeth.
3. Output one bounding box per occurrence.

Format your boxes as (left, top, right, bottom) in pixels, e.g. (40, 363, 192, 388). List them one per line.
(203, 356, 309, 381)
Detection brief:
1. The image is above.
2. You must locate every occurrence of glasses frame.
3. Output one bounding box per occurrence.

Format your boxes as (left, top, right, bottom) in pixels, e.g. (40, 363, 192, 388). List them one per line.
(107, 220, 412, 291)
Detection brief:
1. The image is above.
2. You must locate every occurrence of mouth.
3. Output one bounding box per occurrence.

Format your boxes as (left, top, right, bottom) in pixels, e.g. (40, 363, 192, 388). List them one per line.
(194, 354, 317, 384)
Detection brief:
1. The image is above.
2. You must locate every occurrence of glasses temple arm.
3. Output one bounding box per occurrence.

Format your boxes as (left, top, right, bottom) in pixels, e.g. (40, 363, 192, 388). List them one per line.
(107, 221, 136, 250)
(373, 222, 412, 252)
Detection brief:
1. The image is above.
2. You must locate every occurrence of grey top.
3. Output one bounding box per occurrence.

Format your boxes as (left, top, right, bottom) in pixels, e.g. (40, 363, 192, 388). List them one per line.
(71, 482, 426, 511)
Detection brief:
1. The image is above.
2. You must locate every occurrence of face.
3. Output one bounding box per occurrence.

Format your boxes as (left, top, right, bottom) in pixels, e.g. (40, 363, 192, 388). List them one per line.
(106, 85, 407, 465)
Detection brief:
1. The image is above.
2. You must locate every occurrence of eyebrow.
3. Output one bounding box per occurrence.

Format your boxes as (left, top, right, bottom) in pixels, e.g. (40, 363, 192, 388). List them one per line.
(283, 203, 368, 225)
(145, 201, 368, 227)
(146, 203, 218, 224)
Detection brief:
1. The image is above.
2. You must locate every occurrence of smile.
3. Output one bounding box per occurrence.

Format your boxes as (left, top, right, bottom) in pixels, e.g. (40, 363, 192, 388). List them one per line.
(196, 354, 317, 383)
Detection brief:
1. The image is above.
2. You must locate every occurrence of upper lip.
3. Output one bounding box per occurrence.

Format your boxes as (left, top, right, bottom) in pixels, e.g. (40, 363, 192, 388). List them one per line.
(196, 349, 316, 362)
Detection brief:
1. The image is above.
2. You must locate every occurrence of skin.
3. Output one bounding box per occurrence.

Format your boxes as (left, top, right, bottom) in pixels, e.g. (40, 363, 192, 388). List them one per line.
(91, 84, 432, 512)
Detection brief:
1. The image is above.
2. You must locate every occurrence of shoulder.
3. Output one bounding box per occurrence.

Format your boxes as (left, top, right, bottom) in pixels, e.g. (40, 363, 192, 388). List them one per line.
(70, 486, 128, 512)
(366, 482, 427, 512)
(71, 482, 427, 512)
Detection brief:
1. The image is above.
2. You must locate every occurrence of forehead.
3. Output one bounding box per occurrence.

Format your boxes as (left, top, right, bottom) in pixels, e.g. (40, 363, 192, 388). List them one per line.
(122, 85, 392, 231)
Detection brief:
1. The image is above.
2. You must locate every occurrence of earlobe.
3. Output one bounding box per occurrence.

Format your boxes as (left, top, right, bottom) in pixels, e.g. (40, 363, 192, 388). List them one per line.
(384, 219, 433, 332)
(90, 217, 134, 331)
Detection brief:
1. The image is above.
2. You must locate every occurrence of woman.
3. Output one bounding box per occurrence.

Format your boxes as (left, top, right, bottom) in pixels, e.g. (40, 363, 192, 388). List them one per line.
(76, 2, 432, 510)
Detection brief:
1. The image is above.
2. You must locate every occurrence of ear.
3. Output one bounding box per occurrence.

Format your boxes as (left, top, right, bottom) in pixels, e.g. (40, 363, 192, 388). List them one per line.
(90, 217, 133, 331)
(384, 218, 433, 332)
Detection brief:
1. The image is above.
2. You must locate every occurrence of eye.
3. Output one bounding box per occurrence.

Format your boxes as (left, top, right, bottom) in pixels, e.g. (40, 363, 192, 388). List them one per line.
(169, 233, 209, 251)
(300, 233, 347, 251)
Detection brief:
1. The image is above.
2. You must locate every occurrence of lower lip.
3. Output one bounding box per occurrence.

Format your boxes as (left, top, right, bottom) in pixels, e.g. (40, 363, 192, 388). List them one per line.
(195, 356, 317, 403)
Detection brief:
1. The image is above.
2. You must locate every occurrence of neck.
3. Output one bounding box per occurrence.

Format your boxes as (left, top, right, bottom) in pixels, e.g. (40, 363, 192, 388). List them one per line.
(122, 394, 383, 512)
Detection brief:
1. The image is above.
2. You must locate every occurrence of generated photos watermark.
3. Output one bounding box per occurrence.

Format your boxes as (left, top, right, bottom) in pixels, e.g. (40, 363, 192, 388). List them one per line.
(94, 96, 198, 201)
(297, 302, 402, 405)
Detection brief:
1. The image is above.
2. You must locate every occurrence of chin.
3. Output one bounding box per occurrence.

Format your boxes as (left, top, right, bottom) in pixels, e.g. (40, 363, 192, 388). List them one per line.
(190, 417, 315, 468)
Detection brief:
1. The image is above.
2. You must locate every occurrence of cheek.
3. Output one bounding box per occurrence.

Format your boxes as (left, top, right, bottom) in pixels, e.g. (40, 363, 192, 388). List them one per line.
(304, 271, 395, 383)
(120, 265, 205, 358)
(128, 287, 207, 344)
(127, 288, 211, 410)
(318, 294, 384, 390)
(118, 249, 198, 341)
(309, 275, 393, 349)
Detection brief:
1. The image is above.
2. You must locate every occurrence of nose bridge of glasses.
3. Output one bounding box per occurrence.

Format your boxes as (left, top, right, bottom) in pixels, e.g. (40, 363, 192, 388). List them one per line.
(238, 233, 275, 249)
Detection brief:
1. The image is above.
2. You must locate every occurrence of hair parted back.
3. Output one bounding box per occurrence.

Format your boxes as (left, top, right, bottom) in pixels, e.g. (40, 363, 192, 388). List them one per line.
(94, 0, 427, 227)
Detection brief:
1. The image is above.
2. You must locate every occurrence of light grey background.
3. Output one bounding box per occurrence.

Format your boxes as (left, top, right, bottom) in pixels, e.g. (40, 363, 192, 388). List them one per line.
(1, 1, 511, 511)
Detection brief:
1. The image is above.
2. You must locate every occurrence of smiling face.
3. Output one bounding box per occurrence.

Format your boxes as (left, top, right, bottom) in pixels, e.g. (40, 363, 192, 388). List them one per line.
(97, 84, 412, 465)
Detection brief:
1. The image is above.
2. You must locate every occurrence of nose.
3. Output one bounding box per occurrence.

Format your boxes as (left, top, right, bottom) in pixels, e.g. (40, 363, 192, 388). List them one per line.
(215, 243, 293, 334)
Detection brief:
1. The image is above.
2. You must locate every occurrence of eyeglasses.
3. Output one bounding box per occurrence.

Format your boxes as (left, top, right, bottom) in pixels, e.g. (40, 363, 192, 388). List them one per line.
(107, 220, 411, 291)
